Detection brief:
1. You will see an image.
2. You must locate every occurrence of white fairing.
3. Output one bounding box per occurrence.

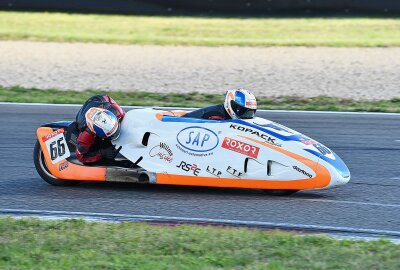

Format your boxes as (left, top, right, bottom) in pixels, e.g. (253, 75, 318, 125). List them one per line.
(114, 109, 350, 190)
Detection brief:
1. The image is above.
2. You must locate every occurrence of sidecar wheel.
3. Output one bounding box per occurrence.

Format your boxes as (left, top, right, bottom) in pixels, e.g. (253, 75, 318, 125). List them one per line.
(34, 140, 81, 186)
(262, 189, 298, 196)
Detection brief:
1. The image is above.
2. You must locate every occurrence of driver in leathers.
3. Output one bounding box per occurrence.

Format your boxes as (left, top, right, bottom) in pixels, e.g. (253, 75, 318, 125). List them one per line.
(75, 95, 125, 164)
(184, 88, 257, 120)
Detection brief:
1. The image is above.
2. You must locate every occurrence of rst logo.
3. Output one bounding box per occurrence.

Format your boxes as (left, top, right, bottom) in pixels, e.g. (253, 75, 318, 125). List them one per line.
(221, 137, 260, 158)
(176, 126, 219, 153)
(176, 161, 201, 176)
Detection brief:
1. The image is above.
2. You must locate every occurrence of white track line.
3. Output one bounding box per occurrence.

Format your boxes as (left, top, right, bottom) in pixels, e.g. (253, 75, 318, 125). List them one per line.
(1, 208, 400, 238)
(289, 199, 400, 208)
(1, 102, 400, 116)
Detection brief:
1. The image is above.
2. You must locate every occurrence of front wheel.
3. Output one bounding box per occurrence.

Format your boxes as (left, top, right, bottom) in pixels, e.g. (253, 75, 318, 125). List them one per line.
(262, 189, 299, 196)
(33, 140, 81, 186)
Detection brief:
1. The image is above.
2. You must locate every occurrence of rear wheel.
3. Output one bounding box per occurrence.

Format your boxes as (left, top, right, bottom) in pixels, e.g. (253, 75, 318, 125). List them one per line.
(262, 189, 299, 196)
(33, 140, 81, 186)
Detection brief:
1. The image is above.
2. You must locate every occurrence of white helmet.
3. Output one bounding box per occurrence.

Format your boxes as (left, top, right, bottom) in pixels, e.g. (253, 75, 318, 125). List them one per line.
(85, 107, 120, 140)
(224, 89, 257, 119)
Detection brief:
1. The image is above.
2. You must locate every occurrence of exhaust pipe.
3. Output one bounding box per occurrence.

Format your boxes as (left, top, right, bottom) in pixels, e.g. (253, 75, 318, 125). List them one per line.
(138, 172, 157, 184)
(106, 168, 157, 184)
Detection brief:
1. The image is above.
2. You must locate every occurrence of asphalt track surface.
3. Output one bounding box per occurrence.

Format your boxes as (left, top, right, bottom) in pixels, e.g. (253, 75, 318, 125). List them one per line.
(1, 103, 400, 238)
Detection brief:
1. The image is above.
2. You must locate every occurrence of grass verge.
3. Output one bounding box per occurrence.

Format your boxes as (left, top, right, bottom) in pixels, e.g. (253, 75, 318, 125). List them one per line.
(1, 12, 400, 47)
(1, 86, 400, 113)
(0, 217, 399, 269)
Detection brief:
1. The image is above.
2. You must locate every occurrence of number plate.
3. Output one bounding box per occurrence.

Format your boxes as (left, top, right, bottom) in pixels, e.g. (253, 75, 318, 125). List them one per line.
(42, 129, 71, 164)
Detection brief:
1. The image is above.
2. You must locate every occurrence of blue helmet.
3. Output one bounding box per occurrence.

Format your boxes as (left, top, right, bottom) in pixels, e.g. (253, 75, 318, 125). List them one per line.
(224, 89, 257, 119)
(85, 107, 121, 140)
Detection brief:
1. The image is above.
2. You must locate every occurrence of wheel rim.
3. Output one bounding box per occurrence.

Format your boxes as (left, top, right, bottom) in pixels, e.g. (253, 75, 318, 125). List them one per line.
(38, 149, 57, 179)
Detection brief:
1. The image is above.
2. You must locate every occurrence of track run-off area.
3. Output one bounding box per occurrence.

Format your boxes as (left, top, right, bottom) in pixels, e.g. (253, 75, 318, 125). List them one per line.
(0, 103, 399, 240)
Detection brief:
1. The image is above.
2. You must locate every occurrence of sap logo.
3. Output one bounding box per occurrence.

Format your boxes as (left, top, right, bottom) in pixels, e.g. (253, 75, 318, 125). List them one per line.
(293, 165, 312, 178)
(176, 161, 201, 176)
(226, 166, 243, 178)
(177, 127, 219, 153)
(206, 166, 222, 177)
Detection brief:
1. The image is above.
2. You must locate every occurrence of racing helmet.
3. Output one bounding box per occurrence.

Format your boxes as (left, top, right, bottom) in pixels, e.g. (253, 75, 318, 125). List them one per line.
(85, 107, 121, 140)
(224, 89, 257, 119)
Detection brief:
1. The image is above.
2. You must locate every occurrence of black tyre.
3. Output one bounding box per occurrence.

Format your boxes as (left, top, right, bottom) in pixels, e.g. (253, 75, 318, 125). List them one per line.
(33, 140, 81, 186)
(262, 189, 299, 196)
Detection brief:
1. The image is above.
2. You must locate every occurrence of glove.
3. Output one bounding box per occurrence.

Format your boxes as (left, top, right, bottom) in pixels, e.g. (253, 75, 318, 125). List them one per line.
(100, 146, 121, 160)
(208, 116, 224, 120)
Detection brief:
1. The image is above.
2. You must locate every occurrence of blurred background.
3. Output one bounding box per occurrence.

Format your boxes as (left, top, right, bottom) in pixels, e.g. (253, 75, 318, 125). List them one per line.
(1, 0, 400, 15)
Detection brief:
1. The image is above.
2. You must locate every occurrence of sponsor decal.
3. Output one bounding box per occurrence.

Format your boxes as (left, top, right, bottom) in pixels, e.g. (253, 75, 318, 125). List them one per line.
(293, 165, 312, 178)
(206, 166, 222, 177)
(221, 137, 260, 158)
(149, 142, 173, 163)
(43, 129, 71, 164)
(313, 143, 332, 156)
(299, 136, 332, 156)
(226, 166, 243, 178)
(245, 101, 257, 109)
(42, 128, 64, 142)
(176, 126, 219, 157)
(257, 123, 294, 135)
(299, 137, 317, 146)
(229, 124, 280, 146)
(176, 161, 201, 176)
(58, 161, 69, 171)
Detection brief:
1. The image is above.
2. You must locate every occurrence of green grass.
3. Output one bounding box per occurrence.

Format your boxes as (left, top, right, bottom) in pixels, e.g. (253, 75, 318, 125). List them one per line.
(1, 12, 400, 47)
(1, 85, 400, 113)
(0, 217, 398, 269)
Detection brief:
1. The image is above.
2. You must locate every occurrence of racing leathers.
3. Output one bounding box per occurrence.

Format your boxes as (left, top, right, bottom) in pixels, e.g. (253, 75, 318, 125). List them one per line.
(184, 103, 231, 120)
(75, 95, 125, 164)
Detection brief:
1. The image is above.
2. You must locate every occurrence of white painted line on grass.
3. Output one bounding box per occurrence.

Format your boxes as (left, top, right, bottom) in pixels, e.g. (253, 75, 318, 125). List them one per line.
(1, 208, 400, 238)
(1, 102, 400, 116)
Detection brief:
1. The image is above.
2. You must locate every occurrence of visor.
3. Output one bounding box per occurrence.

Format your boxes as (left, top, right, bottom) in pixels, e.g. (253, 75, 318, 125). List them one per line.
(231, 100, 256, 119)
(110, 124, 121, 141)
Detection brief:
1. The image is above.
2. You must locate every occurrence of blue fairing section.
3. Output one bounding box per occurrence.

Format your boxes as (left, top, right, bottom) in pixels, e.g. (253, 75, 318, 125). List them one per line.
(162, 116, 307, 142)
(305, 149, 350, 178)
(161, 115, 344, 164)
(235, 91, 246, 106)
(42, 121, 74, 129)
(162, 116, 225, 124)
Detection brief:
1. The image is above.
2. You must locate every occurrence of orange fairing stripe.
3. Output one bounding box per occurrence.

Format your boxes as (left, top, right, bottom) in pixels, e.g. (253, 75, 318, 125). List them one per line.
(36, 127, 106, 181)
(240, 136, 331, 188)
(156, 136, 331, 190)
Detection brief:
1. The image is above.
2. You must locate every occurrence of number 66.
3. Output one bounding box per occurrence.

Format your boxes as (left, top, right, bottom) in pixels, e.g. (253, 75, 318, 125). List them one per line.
(50, 138, 66, 160)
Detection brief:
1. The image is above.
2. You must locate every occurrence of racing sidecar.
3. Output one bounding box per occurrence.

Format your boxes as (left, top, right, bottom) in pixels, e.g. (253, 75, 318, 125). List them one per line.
(34, 108, 351, 195)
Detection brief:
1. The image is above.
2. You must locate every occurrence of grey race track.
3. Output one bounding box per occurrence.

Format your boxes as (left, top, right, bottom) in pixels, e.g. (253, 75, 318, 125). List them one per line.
(1, 103, 400, 238)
